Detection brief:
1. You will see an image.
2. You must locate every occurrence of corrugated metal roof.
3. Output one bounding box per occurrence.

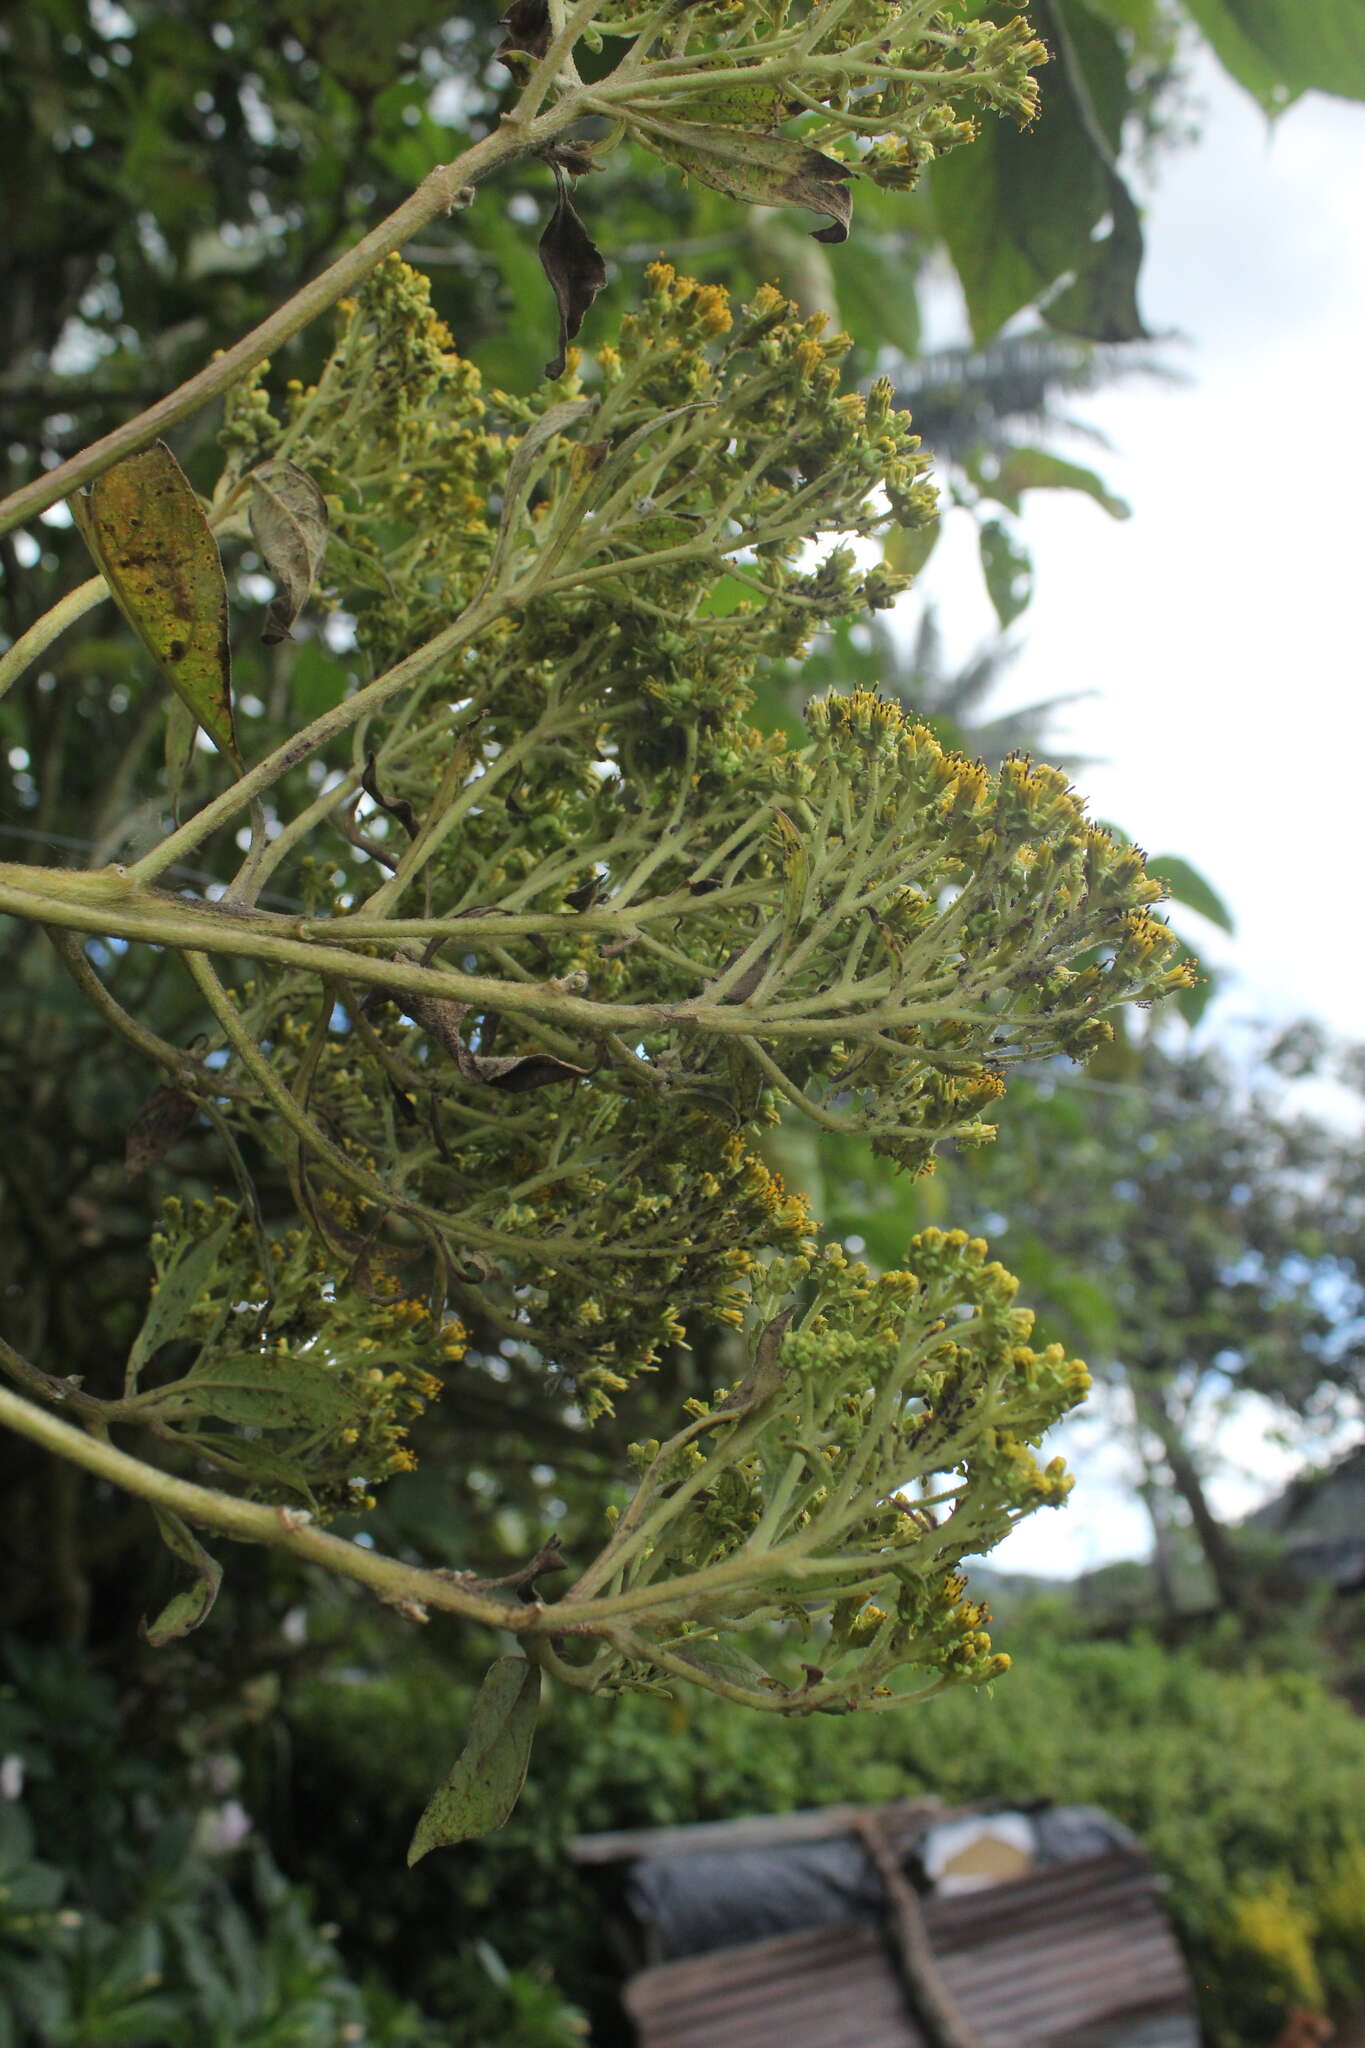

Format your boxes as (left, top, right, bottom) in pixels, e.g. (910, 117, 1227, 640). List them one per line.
(621, 1849, 1197, 2048)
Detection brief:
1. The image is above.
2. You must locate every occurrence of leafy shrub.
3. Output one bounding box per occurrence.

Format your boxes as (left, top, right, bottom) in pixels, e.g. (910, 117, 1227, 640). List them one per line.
(282, 1629, 1365, 2044)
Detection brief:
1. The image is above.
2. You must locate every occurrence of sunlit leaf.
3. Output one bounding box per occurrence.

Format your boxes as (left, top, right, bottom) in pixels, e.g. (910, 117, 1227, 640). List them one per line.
(407, 1657, 541, 1863)
(70, 442, 239, 767)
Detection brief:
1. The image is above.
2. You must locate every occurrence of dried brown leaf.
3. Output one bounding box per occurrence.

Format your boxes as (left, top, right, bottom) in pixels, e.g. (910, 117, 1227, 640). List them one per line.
(247, 459, 328, 645)
(538, 166, 607, 379)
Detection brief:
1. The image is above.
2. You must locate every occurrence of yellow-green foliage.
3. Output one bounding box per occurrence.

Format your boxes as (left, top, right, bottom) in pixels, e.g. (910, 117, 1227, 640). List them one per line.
(132, 1198, 461, 1513)
(210, 260, 1188, 1431)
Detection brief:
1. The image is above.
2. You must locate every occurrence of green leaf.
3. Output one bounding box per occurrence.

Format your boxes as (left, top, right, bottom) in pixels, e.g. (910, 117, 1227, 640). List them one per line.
(640, 120, 853, 243)
(70, 442, 240, 768)
(1043, 170, 1146, 344)
(1176, 954, 1216, 1027)
(140, 1507, 222, 1647)
(1182, 0, 1365, 110)
(407, 1657, 541, 1863)
(689, 82, 784, 125)
(177, 1352, 364, 1430)
(1148, 854, 1235, 933)
(771, 808, 809, 952)
(831, 238, 922, 359)
(164, 692, 197, 822)
(930, 2, 1145, 342)
(670, 1636, 771, 1691)
(124, 1210, 237, 1392)
(247, 459, 328, 645)
(884, 517, 941, 580)
(991, 446, 1131, 520)
(979, 519, 1033, 628)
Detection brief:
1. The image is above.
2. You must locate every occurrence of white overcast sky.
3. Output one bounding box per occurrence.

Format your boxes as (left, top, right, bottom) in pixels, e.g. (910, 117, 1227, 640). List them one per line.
(915, 56, 1365, 1576)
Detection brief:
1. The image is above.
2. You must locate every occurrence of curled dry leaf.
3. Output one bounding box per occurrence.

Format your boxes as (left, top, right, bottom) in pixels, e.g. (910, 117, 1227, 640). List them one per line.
(718, 1303, 797, 1414)
(70, 440, 239, 766)
(247, 459, 329, 645)
(361, 751, 420, 840)
(497, 0, 550, 67)
(126, 1083, 197, 1173)
(538, 164, 608, 379)
(388, 990, 590, 1092)
(640, 121, 854, 243)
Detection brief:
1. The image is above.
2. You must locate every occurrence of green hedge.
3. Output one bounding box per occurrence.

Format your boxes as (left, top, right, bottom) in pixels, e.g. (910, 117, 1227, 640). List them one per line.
(286, 1627, 1365, 2046)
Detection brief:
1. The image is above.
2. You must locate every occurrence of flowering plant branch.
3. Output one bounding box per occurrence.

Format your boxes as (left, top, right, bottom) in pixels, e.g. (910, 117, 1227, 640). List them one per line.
(0, 2, 1190, 1849)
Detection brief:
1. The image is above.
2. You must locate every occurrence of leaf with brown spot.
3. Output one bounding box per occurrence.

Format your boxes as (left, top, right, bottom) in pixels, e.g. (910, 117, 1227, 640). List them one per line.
(126, 1084, 197, 1173)
(248, 459, 328, 645)
(497, 0, 550, 67)
(71, 442, 239, 766)
(538, 166, 607, 379)
(641, 121, 853, 242)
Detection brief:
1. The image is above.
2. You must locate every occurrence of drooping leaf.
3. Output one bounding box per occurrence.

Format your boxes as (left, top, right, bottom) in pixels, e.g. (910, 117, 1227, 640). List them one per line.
(247, 459, 328, 645)
(1149, 855, 1235, 934)
(140, 1508, 222, 1647)
(70, 442, 239, 766)
(641, 120, 853, 243)
(125, 1209, 237, 1392)
(407, 1657, 541, 1863)
(126, 1084, 197, 1174)
(991, 446, 1131, 519)
(538, 168, 607, 379)
(979, 518, 1034, 628)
